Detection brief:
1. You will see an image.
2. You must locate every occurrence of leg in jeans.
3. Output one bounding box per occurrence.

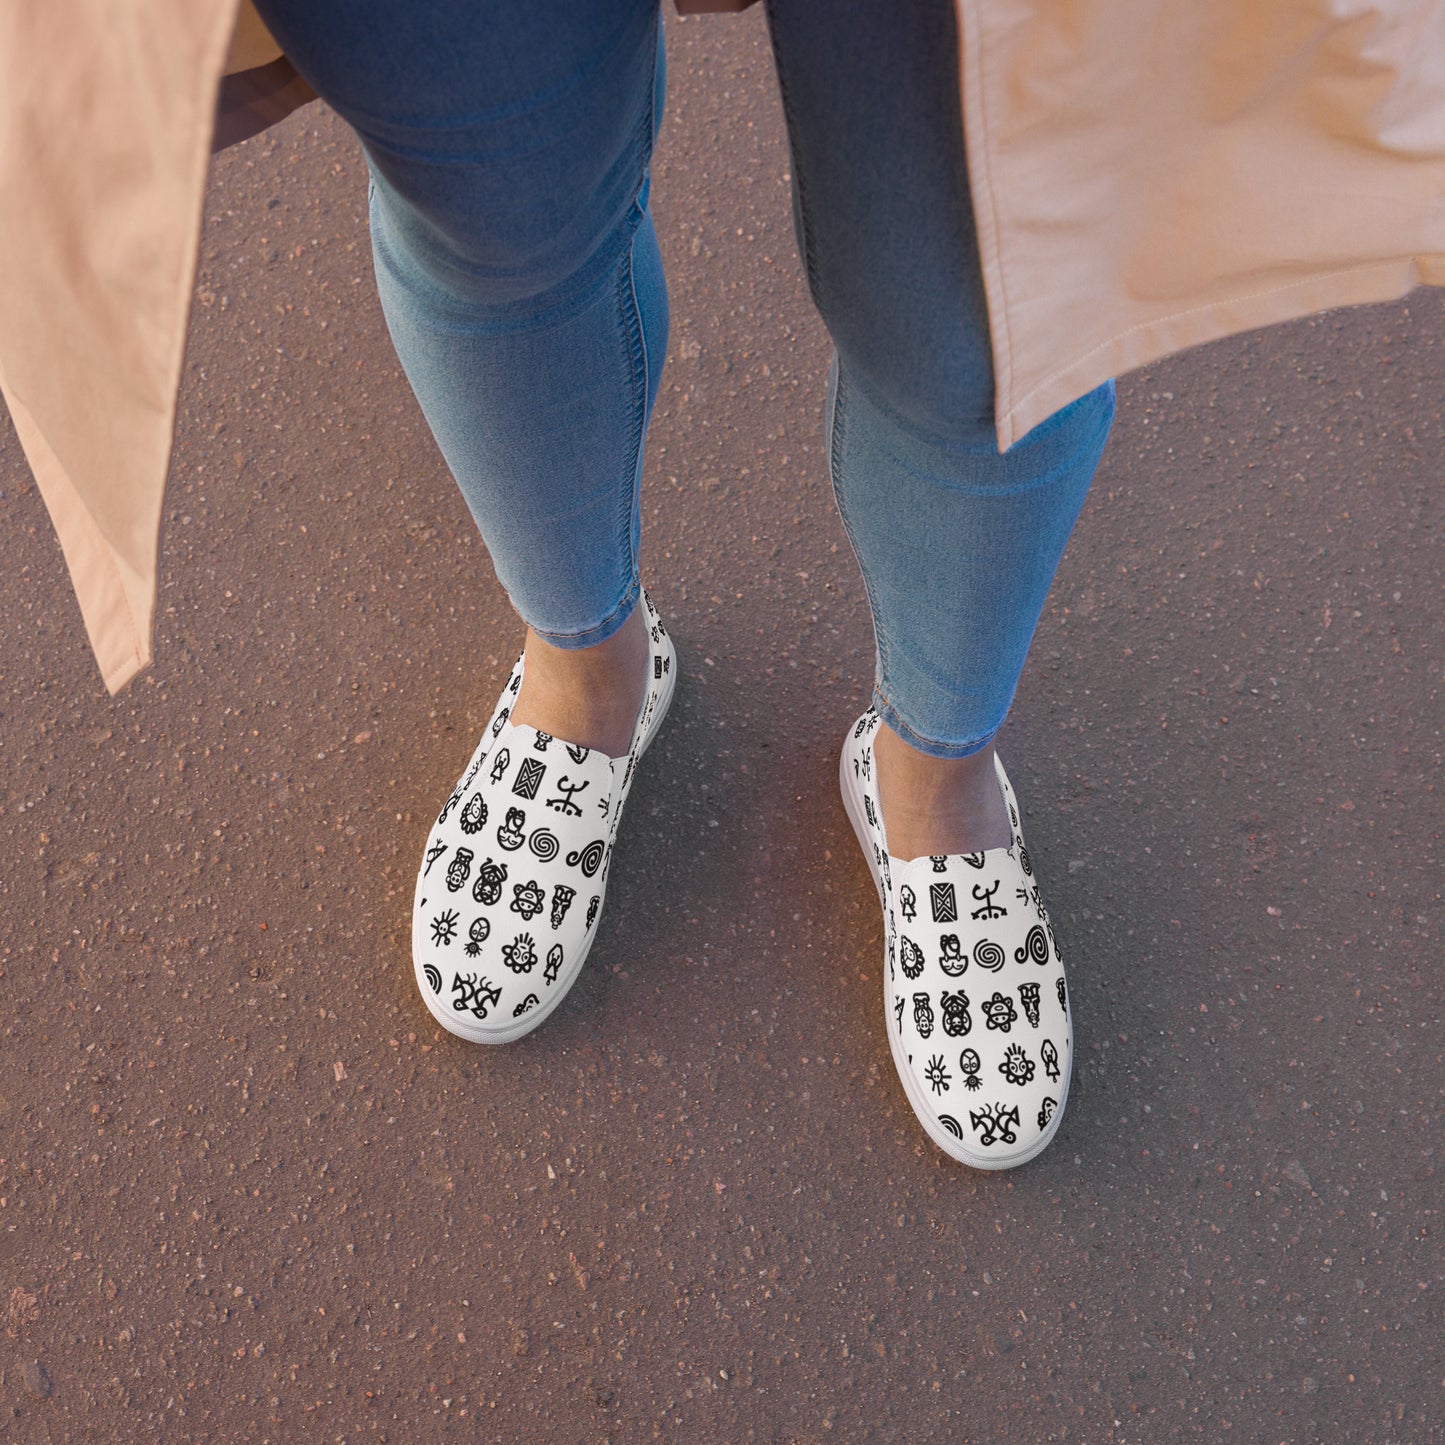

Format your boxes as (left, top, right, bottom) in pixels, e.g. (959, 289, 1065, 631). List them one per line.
(765, 0, 1116, 856)
(250, 0, 666, 754)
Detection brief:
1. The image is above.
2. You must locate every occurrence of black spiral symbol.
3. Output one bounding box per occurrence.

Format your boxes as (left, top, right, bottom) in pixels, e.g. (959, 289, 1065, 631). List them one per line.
(528, 827, 560, 862)
(1018, 844, 1033, 877)
(972, 939, 1006, 972)
(422, 964, 442, 995)
(567, 839, 606, 878)
(1015, 923, 1050, 967)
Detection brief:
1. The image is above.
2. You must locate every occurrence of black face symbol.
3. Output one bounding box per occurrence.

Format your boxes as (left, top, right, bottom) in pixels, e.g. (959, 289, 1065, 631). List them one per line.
(913, 992, 935, 1039)
(445, 847, 474, 893)
(940, 990, 971, 1038)
(472, 858, 507, 907)
(550, 883, 576, 930)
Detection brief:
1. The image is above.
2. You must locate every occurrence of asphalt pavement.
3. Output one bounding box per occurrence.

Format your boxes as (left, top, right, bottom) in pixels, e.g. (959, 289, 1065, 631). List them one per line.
(0, 10, 1439, 1442)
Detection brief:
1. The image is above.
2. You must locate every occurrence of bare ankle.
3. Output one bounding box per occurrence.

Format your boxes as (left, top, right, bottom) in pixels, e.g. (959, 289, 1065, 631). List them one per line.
(873, 723, 1013, 859)
(510, 604, 648, 758)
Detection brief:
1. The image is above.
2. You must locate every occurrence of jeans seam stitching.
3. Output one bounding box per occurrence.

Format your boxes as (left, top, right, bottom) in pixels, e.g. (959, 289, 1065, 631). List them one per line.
(829, 363, 891, 701)
(609, 15, 659, 614)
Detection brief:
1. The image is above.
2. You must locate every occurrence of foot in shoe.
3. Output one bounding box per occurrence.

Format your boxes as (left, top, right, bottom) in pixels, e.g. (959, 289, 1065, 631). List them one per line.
(841, 709, 1072, 1170)
(872, 723, 1013, 859)
(411, 589, 676, 1046)
(510, 603, 648, 760)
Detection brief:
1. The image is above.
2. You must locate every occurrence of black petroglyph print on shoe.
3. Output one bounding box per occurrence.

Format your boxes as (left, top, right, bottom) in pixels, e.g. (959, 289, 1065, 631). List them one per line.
(497, 808, 526, 851)
(446, 848, 474, 893)
(940, 989, 971, 1037)
(971, 881, 1006, 920)
(464, 918, 491, 957)
(939, 935, 966, 976)
(913, 992, 934, 1038)
(900, 936, 925, 980)
(972, 939, 1005, 972)
(899, 884, 916, 921)
(452, 973, 502, 1019)
(1018, 981, 1041, 1027)
(430, 910, 459, 947)
(473, 858, 507, 906)
(969, 1102, 1020, 1147)
(1000, 1043, 1036, 1087)
(544, 944, 563, 986)
(1016, 923, 1050, 967)
(550, 884, 576, 930)
(929, 882, 958, 924)
(501, 933, 537, 974)
(567, 840, 605, 878)
(923, 1055, 951, 1094)
(1041, 1038, 1061, 1082)
(959, 1048, 982, 1091)
(489, 747, 510, 785)
(513, 757, 546, 800)
(982, 992, 1016, 1032)
(423, 963, 443, 995)
(511, 879, 545, 921)
(514, 993, 540, 1016)
(423, 839, 447, 876)
(460, 793, 488, 835)
(546, 777, 589, 817)
(528, 827, 559, 862)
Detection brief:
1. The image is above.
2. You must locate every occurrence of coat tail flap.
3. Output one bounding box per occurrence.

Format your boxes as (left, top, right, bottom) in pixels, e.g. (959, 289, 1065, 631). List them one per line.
(0, 377, 154, 693)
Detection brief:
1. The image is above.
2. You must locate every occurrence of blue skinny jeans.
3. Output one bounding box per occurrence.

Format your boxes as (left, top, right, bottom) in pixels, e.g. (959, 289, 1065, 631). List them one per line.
(251, 0, 1116, 757)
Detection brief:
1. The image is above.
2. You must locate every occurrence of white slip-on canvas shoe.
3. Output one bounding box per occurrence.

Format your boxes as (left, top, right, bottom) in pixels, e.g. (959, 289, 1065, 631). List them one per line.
(840, 709, 1073, 1169)
(412, 590, 675, 1044)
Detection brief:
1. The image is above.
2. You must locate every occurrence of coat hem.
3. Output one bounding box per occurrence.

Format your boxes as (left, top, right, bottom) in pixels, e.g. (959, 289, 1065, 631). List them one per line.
(1000, 257, 1445, 448)
(0, 377, 151, 693)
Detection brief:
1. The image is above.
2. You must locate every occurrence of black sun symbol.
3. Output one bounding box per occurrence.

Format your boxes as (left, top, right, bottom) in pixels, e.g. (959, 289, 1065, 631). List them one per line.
(923, 1054, 951, 1094)
(430, 909, 459, 946)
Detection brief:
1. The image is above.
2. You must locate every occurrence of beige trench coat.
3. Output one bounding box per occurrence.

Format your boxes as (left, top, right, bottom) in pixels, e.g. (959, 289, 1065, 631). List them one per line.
(3, 0, 1445, 693)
